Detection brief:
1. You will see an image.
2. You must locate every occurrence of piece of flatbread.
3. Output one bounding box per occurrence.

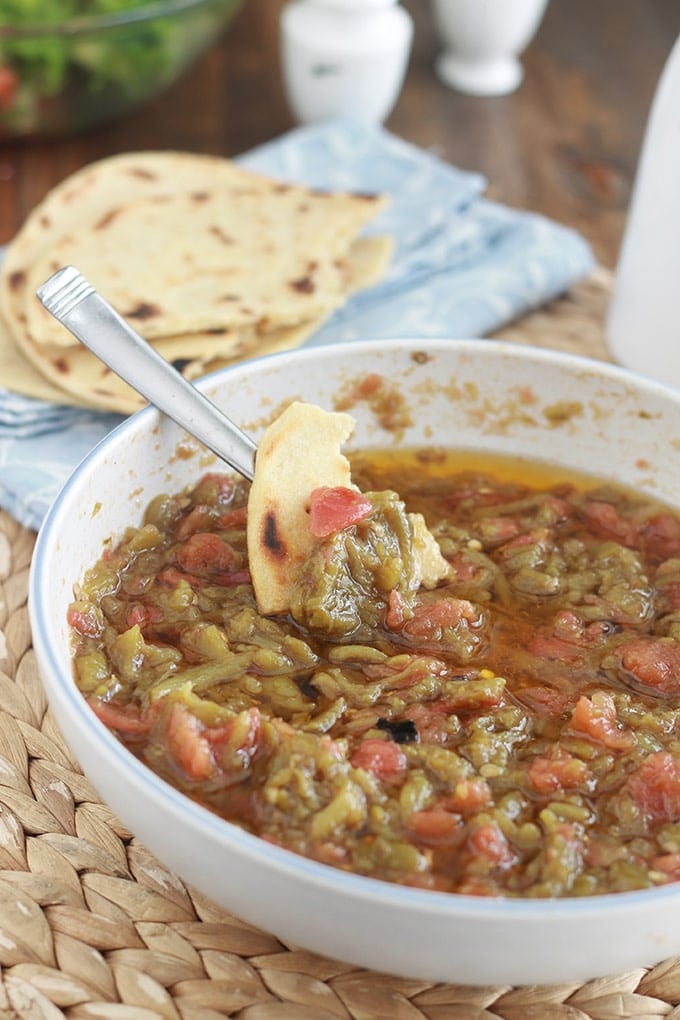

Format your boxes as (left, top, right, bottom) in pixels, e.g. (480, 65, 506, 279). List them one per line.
(0, 311, 94, 408)
(0, 151, 392, 412)
(0, 235, 393, 413)
(2, 153, 388, 349)
(247, 401, 450, 617)
(247, 402, 356, 616)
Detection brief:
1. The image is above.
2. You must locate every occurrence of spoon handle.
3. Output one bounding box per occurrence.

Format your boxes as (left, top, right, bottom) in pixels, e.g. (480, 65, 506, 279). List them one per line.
(36, 266, 257, 481)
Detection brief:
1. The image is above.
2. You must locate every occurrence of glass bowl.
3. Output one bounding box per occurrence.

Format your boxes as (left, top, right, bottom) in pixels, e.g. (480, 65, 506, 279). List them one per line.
(0, 0, 242, 139)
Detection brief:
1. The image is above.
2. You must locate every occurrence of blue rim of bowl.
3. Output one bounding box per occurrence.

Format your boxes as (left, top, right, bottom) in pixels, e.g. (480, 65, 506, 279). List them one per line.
(0, 0, 235, 38)
(27, 337, 680, 925)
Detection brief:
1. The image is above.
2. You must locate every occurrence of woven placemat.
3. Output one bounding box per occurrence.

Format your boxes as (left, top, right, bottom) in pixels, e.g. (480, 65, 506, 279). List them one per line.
(6, 266, 680, 1020)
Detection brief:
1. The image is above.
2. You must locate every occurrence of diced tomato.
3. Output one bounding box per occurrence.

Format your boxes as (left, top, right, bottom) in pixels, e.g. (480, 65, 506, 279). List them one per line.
(165, 703, 264, 783)
(479, 516, 522, 546)
(528, 748, 592, 794)
(448, 553, 480, 583)
(175, 504, 216, 540)
(497, 526, 549, 557)
(176, 532, 238, 577)
(385, 589, 408, 630)
(528, 611, 616, 664)
(642, 513, 680, 561)
(627, 751, 680, 826)
(126, 603, 162, 631)
(570, 692, 635, 751)
(581, 500, 639, 547)
(165, 702, 213, 781)
(158, 564, 200, 588)
(445, 778, 493, 815)
(401, 701, 452, 745)
(468, 820, 516, 868)
(402, 597, 483, 641)
(218, 505, 248, 528)
(544, 496, 573, 524)
(408, 808, 461, 845)
(351, 737, 407, 782)
(67, 603, 102, 639)
(552, 610, 584, 642)
(614, 638, 680, 695)
(651, 853, 680, 877)
(308, 486, 372, 538)
(88, 698, 158, 736)
(0, 67, 17, 111)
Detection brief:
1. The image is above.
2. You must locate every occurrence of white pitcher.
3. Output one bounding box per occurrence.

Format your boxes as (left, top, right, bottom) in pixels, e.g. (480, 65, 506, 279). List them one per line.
(606, 34, 680, 388)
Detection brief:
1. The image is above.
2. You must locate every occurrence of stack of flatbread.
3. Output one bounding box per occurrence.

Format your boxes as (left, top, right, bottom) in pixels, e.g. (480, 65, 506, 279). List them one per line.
(0, 151, 392, 414)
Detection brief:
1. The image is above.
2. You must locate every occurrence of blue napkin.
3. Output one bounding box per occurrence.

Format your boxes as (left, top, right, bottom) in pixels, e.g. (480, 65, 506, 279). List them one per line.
(0, 119, 594, 532)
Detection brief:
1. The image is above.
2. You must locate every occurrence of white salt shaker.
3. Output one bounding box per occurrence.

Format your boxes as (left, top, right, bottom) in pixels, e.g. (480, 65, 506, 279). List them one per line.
(279, 0, 414, 125)
(606, 34, 680, 386)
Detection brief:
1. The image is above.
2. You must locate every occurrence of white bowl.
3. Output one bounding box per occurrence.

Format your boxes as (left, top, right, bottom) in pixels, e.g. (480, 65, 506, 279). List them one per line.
(29, 338, 680, 987)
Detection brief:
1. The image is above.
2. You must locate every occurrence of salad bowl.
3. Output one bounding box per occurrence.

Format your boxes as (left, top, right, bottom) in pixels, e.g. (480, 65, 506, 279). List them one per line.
(0, 0, 242, 138)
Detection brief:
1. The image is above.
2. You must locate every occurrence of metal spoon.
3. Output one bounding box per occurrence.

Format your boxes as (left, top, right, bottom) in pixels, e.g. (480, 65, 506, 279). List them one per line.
(36, 266, 257, 481)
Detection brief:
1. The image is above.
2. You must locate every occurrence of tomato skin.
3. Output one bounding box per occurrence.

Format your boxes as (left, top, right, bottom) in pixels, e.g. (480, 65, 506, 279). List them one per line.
(528, 748, 592, 794)
(468, 820, 516, 868)
(403, 598, 481, 639)
(166, 702, 213, 781)
(88, 698, 158, 736)
(570, 692, 635, 751)
(219, 505, 248, 528)
(308, 486, 372, 538)
(175, 505, 216, 540)
(351, 737, 407, 782)
(165, 704, 263, 783)
(581, 499, 639, 547)
(67, 603, 102, 639)
(408, 807, 461, 845)
(627, 751, 680, 826)
(176, 532, 237, 577)
(642, 513, 680, 560)
(126, 603, 162, 632)
(445, 778, 493, 815)
(385, 589, 407, 629)
(651, 853, 680, 877)
(614, 638, 680, 694)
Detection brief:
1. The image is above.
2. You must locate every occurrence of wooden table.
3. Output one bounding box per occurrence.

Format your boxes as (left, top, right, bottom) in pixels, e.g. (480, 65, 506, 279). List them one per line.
(1, 0, 679, 267)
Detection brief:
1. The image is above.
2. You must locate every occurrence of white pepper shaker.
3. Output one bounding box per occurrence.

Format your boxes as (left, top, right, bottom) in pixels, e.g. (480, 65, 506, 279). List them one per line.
(606, 34, 680, 386)
(279, 0, 414, 126)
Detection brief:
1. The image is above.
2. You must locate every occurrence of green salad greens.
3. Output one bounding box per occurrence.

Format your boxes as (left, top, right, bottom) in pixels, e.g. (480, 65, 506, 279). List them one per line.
(0, 0, 238, 137)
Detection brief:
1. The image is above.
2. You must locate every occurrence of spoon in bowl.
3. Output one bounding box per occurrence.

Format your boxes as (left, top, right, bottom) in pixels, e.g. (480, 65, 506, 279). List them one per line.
(36, 266, 258, 481)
